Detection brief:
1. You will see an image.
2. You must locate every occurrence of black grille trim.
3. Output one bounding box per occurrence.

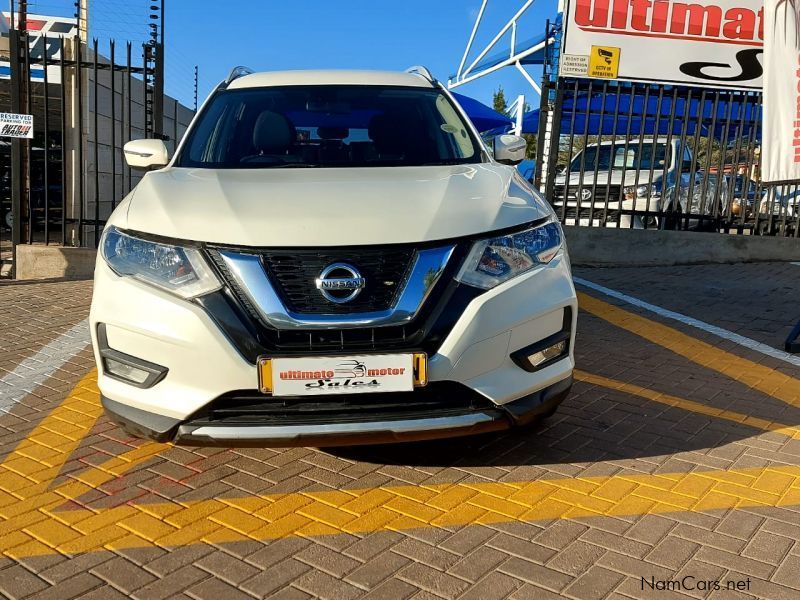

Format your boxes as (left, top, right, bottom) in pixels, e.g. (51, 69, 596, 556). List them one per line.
(553, 184, 623, 204)
(184, 382, 498, 427)
(260, 247, 415, 314)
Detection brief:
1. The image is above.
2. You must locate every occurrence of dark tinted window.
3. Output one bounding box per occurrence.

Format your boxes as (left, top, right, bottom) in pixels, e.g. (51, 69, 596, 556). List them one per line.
(571, 144, 668, 172)
(178, 85, 481, 169)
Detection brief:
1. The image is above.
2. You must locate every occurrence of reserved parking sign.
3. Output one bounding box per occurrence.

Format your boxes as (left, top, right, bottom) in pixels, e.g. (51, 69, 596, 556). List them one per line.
(0, 113, 34, 139)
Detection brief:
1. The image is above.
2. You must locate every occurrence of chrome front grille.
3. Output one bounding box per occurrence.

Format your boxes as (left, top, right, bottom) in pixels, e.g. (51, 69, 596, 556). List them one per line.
(205, 244, 455, 330)
(201, 242, 479, 357)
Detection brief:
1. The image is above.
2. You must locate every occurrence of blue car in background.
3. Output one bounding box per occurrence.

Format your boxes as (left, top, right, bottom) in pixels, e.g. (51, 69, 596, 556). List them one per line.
(517, 159, 535, 183)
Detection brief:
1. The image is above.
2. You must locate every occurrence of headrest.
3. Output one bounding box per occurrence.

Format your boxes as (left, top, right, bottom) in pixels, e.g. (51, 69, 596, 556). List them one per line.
(317, 126, 349, 140)
(368, 113, 408, 154)
(253, 111, 295, 153)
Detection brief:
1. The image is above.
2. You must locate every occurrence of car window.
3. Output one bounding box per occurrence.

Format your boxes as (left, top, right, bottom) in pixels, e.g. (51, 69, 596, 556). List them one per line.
(571, 144, 667, 172)
(178, 85, 482, 169)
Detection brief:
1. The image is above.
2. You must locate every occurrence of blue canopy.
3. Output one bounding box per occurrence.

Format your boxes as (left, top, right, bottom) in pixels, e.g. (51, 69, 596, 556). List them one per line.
(449, 13, 561, 81)
(452, 92, 513, 133)
(283, 92, 511, 134)
(521, 87, 761, 139)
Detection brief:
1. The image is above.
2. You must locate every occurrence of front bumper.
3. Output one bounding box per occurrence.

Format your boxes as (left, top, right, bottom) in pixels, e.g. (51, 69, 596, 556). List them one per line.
(101, 376, 573, 447)
(90, 247, 577, 446)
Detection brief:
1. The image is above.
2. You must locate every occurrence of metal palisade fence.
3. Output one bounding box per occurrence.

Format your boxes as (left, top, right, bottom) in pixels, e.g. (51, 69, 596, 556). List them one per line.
(1, 30, 193, 276)
(534, 28, 800, 237)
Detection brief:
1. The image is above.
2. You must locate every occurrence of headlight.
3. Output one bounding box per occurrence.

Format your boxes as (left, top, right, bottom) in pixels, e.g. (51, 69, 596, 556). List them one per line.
(101, 226, 221, 299)
(759, 198, 785, 216)
(455, 220, 563, 290)
(624, 184, 660, 198)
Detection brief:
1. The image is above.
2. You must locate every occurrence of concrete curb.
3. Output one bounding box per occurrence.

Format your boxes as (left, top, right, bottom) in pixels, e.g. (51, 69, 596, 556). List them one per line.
(15, 245, 97, 280)
(564, 226, 800, 267)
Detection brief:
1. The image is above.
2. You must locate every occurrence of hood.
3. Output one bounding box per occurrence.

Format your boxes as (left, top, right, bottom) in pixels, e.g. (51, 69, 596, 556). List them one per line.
(124, 164, 551, 247)
(555, 170, 665, 188)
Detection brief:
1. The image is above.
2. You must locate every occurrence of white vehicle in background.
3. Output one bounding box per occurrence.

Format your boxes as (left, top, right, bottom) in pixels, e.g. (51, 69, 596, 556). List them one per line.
(553, 138, 707, 229)
(756, 185, 798, 236)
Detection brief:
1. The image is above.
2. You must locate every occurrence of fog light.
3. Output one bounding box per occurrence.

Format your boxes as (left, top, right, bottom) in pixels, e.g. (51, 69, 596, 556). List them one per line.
(509, 313, 572, 374)
(103, 358, 151, 385)
(96, 323, 168, 389)
(526, 340, 567, 368)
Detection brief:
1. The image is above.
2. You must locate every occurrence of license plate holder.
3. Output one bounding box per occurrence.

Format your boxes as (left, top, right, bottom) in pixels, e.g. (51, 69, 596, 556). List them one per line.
(258, 353, 427, 397)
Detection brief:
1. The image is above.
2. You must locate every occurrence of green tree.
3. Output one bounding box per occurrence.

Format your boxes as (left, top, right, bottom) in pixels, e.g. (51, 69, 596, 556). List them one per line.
(523, 134, 537, 159)
(492, 88, 538, 159)
(493, 86, 508, 113)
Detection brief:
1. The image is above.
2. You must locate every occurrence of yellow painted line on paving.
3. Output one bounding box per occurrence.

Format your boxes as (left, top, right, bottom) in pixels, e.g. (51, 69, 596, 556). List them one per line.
(2, 307, 800, 558)
(0, 461, 797, 558)
(0, 369, 171, 559)
(0, 369, 167, 502)
(0, 370, 103, 502)
(578, 292, 800, 409)
(0, 371, 797, 558)
(574, 370, 800, 440)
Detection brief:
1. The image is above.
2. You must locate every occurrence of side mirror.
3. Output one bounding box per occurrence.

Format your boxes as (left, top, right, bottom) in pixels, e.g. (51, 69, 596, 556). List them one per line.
(493, 134, 527, 166)
(123, 139, 170, 170)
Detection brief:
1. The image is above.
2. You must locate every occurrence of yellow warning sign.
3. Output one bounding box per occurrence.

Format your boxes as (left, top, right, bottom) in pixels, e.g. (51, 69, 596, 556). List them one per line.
(588, 46, 620, 79)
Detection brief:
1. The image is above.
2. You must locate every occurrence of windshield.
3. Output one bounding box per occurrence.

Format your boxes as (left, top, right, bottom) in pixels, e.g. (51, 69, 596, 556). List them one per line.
(177, 85, 482, 169)
(569, 143, 668, 172)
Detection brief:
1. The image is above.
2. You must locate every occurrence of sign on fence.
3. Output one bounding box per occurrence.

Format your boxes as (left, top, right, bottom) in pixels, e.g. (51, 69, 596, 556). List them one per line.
(0, 12, 77, 84)
(762, 0, 800, 182)
(0, 113, 34, 139)
(562, 0, 763, 89)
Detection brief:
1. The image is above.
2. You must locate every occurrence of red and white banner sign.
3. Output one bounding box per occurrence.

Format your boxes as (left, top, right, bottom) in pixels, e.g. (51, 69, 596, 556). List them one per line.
(562, 0, 764, 89)
(0, 13, 77, 84)
(762, 0, 800, 182)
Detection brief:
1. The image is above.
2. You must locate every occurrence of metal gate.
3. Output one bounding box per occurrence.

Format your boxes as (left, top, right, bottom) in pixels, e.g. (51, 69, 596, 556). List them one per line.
(2, 29, 193, 277)
(535, 40, 800, 237)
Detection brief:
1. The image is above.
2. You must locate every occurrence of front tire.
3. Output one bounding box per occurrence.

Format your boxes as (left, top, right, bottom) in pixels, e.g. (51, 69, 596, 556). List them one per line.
(539, 404, 559, 419)
(756, 221, 776, 237)
(662, 205, 683, 230)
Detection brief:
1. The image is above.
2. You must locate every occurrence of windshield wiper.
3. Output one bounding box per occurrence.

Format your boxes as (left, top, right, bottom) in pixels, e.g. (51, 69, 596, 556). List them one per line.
(266, 163, 322, 168)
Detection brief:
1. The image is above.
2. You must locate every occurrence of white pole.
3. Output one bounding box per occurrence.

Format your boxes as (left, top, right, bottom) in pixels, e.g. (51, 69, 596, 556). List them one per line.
(448, 37, 550, 89)
(515, 61, 541, 96)
(514, 95, 525, 135)
(79, 0, 88, 42)
(463, 0, 537, 78)
(457, 0, 489, 80)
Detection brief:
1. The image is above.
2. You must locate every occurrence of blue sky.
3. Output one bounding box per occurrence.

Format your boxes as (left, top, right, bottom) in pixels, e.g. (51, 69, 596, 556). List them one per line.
(155, 0, 558, 111)
(29, 0, 557, 111)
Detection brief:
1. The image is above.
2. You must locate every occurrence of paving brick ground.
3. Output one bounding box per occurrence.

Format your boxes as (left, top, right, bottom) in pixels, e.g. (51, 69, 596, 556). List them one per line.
(0, 264, 799, 599)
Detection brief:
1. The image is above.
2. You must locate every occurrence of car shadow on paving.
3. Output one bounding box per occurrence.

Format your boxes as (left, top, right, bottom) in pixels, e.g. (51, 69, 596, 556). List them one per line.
(325, 311, 800, 473)
(322, 386, 796, 472)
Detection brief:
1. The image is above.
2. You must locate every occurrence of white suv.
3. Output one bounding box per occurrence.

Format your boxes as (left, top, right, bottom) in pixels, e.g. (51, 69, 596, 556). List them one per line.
(90, 67, 577, 446)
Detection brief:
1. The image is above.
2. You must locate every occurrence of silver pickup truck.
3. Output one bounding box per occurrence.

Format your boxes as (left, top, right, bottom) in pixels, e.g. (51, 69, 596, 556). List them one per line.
(553, 138, 707, 229)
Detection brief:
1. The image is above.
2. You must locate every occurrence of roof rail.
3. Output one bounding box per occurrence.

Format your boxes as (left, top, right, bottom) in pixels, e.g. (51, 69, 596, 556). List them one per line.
(405, 65, 436, 83)
(224, 66, 255, 86)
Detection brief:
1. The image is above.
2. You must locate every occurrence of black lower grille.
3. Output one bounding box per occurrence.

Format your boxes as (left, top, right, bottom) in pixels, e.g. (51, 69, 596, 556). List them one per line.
(259, 247, 414, 314)
(560, 207, 621, 223)
(186, 382, 498, 426)
(553, 185, 623, 204)
(198, 281, 480, 356)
